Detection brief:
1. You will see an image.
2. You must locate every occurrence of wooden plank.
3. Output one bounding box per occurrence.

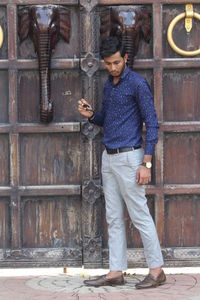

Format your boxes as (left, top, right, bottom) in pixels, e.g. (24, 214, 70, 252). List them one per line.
(0, 135, 10, 186)
(0, 61, 9, 69)
(19, 133, 81, 186)
(19, 185, 81, 196)
(164, 195, 200, 247)
(2, 58, 200, 71)
(164, 133, 200, 184)
(164, 185, 200, 195)
(1, 0, 78, 4)
(99, 0, 200, 4)
(0, 197, 11, 248)
(161, 122, 200, 132)
(162, 59, 200, 68)
(0, 123, 80, 133)
(7, 5, 17, 60)
(10, 134, 19, 187)
(21, 196, 82, 248)
(0, 59, 80, 70)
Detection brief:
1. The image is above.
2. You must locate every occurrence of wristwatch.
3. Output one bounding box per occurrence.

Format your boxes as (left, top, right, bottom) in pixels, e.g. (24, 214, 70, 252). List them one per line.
(142, 161, 152, 169)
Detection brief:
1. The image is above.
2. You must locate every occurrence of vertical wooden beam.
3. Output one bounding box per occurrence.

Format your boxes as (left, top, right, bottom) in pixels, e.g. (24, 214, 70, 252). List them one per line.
(8, 4, 21, 249)
(153, 3, 165, 245)
(80, 1, 102, 267)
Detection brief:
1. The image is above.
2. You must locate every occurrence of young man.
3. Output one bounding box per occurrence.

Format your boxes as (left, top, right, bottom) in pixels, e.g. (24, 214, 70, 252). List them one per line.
(78, 36, 166, 289)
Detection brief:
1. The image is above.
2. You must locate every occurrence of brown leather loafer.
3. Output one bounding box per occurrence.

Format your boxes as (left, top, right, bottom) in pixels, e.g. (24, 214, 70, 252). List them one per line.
(135, 270, 166, 289)
(83, 274, 125, 287)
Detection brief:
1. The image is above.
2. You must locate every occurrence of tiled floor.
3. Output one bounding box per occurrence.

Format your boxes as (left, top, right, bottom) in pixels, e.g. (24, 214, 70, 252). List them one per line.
(0, 268, 200, 300)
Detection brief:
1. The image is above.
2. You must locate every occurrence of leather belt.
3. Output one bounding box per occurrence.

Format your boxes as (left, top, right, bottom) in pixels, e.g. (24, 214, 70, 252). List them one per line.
(106, 146, 141, 155)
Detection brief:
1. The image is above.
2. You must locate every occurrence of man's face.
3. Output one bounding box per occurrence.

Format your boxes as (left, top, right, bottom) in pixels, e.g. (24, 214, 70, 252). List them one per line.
(103, 51, 128, 78)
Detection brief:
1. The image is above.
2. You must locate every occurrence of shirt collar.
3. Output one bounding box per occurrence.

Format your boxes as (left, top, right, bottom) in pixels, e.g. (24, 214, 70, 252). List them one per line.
(108, 66, 131, 85)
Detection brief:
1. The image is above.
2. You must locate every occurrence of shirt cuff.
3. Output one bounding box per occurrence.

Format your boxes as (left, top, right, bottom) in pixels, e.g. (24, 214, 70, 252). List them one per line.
(88, 112, 95, 122)
(145, 143, 155, 155)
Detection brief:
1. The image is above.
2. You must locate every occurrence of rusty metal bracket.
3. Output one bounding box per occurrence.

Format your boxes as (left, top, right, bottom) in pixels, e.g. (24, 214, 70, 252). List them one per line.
(0, 25, 4, 48)
(81, 52, 99, 77)
(167, 4, 200, 56)
(81, 121, 100, 140)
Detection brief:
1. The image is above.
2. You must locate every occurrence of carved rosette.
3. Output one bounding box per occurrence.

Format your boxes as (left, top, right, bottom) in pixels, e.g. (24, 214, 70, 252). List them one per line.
(81, 52, 99, 77)
(81, 121, 100, 140)
(162, 248, 174, 260)
(82, 180, 101, 204)
(83, 236, 102, 263)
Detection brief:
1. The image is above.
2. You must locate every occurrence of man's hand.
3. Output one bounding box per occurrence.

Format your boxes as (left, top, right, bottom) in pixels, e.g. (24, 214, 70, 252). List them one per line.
(78, 99, 94, 118)
(136, 166, 151, 185)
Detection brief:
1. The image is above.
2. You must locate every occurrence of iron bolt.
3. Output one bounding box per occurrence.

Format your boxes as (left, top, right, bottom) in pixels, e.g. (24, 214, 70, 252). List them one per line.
(88, 61, 93, 68)
(88, 125, 93, 131)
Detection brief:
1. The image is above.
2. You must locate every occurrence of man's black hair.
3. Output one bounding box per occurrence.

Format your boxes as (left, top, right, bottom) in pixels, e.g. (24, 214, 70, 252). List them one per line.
(100, 36, 126, 59)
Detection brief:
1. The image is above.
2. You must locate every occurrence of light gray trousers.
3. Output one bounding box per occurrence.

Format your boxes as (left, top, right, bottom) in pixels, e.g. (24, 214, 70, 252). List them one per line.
(101, 148, 164, 271)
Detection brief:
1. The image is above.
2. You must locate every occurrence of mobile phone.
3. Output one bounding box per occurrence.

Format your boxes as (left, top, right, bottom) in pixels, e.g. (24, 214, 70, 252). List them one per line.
(82, 103, 93, 111)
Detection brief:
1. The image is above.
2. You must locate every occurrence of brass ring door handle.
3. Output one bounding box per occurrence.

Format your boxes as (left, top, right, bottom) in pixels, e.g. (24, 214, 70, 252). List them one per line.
(0, 25, 4, 48)
(167, 9, 200, 57)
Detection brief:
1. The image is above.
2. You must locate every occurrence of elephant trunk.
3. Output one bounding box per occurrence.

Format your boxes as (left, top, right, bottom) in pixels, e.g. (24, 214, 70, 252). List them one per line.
(122, 28, 137, 70)
(38, 32, 53, 123)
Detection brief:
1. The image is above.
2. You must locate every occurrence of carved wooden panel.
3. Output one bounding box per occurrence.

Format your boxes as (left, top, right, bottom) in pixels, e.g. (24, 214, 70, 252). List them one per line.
(165, 195, 200, 247)
(0, 71, 9, 123)
(18, 70, 81, 123)
(163, 70, 200, 122)
(21, 196, 81, 248)
(0, 198, 11, 248)
(164, 133, 200, 184)
(20, 133, 81, 185)
(0, 135, 9, 186)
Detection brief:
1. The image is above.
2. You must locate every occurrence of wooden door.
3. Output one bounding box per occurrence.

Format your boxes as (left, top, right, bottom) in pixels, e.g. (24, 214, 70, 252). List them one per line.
(0, 0, 199, 268)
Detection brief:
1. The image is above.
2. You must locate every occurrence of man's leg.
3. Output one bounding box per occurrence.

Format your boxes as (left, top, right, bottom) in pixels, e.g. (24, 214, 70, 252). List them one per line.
(111, 149, 165, 287)
(102, 151, 127, 273)
(83, 150, 126, 287)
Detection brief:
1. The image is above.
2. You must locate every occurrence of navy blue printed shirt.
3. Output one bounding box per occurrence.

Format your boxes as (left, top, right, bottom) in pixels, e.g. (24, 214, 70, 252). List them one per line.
(90, 67, 159, 155)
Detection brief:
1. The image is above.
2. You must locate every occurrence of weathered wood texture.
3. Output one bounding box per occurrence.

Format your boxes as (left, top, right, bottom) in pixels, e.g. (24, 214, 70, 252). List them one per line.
(0, 1, 200, 267)
(0, 198, 11, 248)
(22, 196, 82, 248)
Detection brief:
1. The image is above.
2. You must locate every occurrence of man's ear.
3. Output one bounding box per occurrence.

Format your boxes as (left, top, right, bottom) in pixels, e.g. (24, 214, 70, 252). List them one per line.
(18, 7, 30, 42)
(59, 6, 71, 43)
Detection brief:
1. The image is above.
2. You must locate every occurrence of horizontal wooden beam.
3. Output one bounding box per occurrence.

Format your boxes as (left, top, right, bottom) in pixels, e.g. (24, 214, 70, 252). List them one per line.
(19, 185, 81, 196)
(1, 58, 200, 70)
(0, 59, 80, 70)
(0, 123, 81, 133)
(0, 187, 12, 197)
(99, 0, 200, 4)
(164, 184, 200, 195)
(0, 1, 78, 5)
(161, 122, 200, 132)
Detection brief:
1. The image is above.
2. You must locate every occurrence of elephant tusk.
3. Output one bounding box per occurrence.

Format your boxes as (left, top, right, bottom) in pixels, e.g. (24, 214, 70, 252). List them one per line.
(0, 25, 3, 48)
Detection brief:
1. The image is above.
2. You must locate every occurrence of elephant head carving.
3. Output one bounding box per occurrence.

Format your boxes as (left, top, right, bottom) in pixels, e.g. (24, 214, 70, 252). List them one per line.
(100, 6, 151, 68)
(18, 5, 71, 123)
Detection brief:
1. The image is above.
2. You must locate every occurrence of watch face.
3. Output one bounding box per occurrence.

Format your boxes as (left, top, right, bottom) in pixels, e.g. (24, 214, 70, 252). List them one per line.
(146, 162, 152, 168)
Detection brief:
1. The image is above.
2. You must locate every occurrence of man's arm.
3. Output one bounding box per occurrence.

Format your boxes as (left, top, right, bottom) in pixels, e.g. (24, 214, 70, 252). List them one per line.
(135, 80, 159, 185)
